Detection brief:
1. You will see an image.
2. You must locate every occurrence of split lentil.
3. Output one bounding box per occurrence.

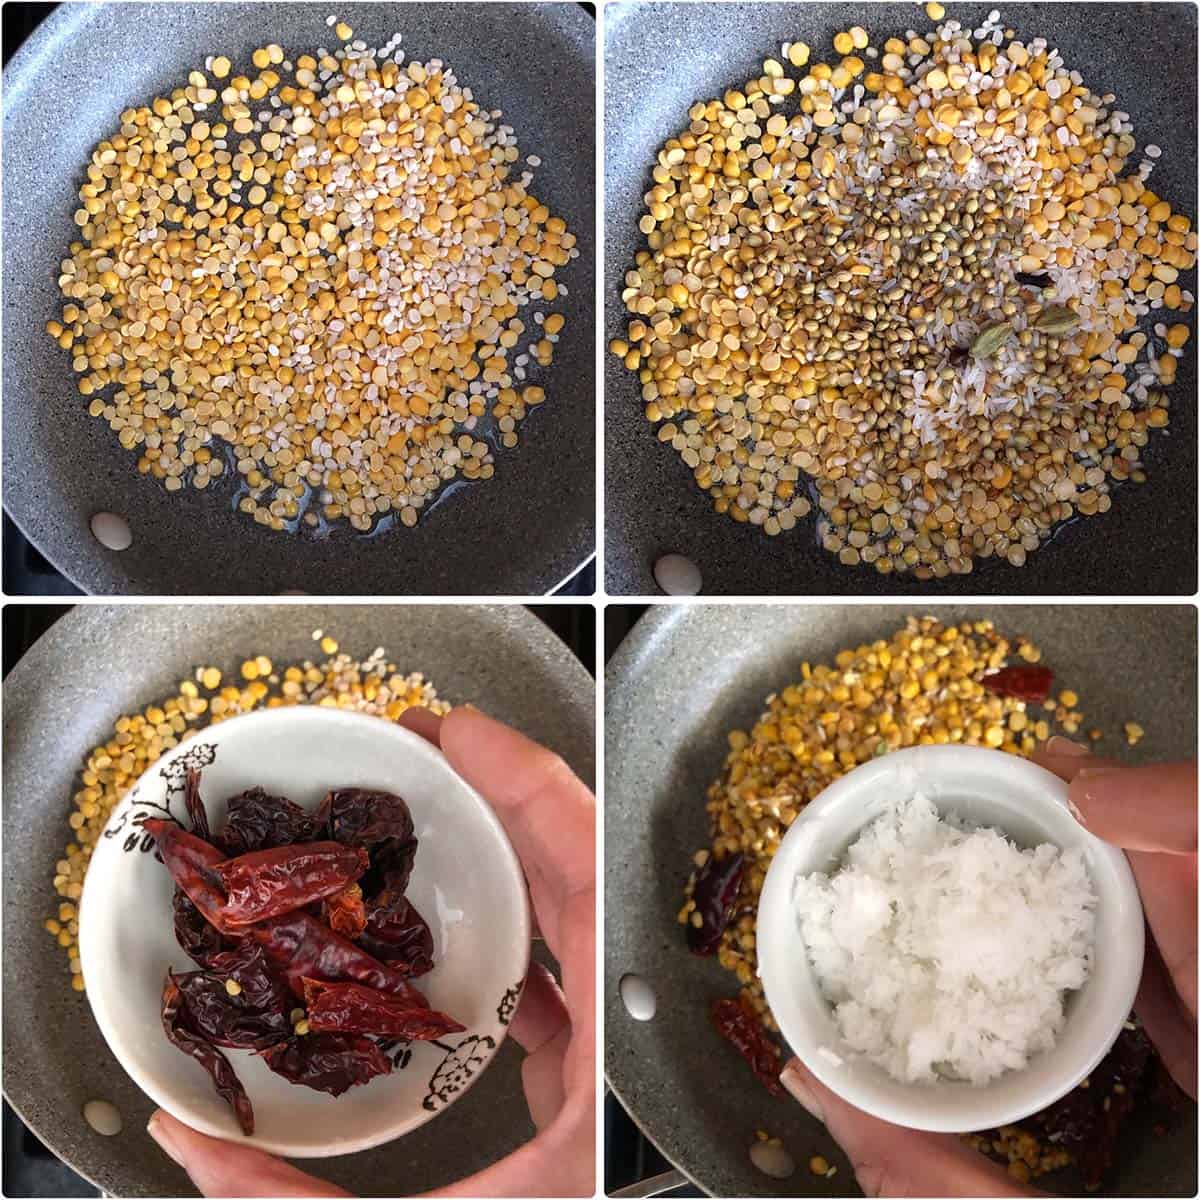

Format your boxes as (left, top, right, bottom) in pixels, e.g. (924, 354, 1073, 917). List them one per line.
(615, 9, 1195, 576)
(48, 635, 449, 992)
(48, 18, 575, 534)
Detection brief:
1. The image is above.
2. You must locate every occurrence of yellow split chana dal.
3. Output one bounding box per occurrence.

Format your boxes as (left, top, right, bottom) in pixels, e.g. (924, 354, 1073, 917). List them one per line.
(615, 7, 1195, 578)
(49, 19, 576, 534)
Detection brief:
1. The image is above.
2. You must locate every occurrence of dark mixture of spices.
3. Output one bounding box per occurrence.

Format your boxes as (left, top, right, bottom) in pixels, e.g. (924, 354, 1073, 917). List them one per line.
(148, 770, 462, 1134)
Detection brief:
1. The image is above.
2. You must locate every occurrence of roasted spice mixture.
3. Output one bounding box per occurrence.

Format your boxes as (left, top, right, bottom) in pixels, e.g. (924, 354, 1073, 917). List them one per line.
(681, 615, 1167, 1183)
(48, 18, 575, 534)
(47, 632, 449, 992)
(614, 9, 1195, 576)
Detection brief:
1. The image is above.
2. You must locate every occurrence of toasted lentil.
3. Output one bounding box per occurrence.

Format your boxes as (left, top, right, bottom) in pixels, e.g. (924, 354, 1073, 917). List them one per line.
(962, 1125, 1071, 1181)
(49, 18, 576, 535)
(48, 634, 449, 992)
(615, 8, 1195, 577)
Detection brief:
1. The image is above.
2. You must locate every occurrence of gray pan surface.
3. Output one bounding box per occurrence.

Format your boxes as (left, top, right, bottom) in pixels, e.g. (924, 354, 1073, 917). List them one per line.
(604, 3, 1197, 596)
(3, 603, 595, 1197)
(3, 3, 595, 596)
(605, 603, 1198, 1197)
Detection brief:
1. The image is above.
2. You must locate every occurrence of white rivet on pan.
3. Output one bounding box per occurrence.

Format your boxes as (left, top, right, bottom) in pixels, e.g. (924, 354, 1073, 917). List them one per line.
(90, 512, 132, 551)
(82, 1099, 122, 1136)
(653, 554, 701, 596)
(749, 1139, 796, 1180)
(619, 973, 657, 1021)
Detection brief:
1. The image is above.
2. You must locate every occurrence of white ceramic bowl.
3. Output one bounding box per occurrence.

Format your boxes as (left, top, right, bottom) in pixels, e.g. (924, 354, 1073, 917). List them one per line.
(757, 745, 1144, 1132)
(79, 707, 531, 1157)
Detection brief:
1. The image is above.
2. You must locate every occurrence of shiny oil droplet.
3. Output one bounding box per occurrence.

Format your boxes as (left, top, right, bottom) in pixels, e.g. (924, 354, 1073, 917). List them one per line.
(619, 972, 657, 1021)
(90, 512, 132, 551)
(653, 553, 701, 596)
(82, 1099, 122, 1136)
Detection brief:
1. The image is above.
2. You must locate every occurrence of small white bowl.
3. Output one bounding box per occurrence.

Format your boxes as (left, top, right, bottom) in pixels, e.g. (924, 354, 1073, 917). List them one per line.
(79, 707, 531, 1157)
(758, 745, 1143, 1132)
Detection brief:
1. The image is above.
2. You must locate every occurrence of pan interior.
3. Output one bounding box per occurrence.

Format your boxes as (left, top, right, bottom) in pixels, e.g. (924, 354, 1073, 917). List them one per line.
(604, 2, 1196, 596)
(3, 603, 594, 1196)
(3, 2, 595, 595)
(605, 603, 1198, 1197)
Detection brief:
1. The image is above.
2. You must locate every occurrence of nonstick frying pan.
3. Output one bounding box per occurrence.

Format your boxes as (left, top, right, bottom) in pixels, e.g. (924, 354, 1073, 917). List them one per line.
(3, 603, 595, 1196)
(605, 603, 1198, 1197)
(3, 3, 595, 595)
(604, 3, 1197, 596)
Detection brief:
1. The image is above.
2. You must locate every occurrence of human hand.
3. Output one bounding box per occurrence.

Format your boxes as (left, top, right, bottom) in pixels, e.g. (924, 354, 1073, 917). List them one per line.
(147, 705, 596, 1197)
(779, 738, 1197, 1198)
(1034, 738, 1196, 1098)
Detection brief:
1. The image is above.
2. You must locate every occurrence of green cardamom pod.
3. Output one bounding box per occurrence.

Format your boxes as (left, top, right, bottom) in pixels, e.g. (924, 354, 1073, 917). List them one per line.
(970, 320, 1013, 358)
(1032, 305, 1080, 335)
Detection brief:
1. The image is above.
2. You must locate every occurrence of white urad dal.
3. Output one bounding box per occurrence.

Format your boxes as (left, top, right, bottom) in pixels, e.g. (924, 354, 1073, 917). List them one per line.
(794, 793, 1097, 1086)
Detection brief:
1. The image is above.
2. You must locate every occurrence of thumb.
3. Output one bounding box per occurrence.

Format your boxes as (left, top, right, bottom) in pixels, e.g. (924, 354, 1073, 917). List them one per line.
(779, 1059, 1039, 1198)
(1069, 763, 1198, 854)
(148, 1110, 350, 1197)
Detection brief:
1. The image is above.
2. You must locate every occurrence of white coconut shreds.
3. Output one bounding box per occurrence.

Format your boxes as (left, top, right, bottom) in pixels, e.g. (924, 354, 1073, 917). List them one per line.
(794, 792, 1097, 1085)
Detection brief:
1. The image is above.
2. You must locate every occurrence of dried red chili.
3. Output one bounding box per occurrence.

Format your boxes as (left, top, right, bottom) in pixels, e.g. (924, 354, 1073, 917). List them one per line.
(320, 787, 415, 853)
(261, 1033, 392, 1097)
(687, 852, 745, 956)
(247, 908, 431, 1006)
(1029, 1022, 1154, 1190)
(172, 942, 292, 1050)
(183, 769, 211, 843)
(324, 883, 367, 940)
(162, 972, 255, 1135)
(144, 818, 236, 934)
(218, 787, 320, 855)
(358, 893, 434, 976)
(153, 771, 463, 1115)
(320, 787, 418, 895)
(981, 665, 1055, 703)
(710, 996, 784, 1098)
(173, 887, 233, 969)
(215, 842, 368, 926)
(302, 978, 464, 1040)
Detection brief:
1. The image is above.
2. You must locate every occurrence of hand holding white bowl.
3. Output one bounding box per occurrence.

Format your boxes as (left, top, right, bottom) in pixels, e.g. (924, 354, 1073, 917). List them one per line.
(144, 706, 597, 1199)
(774, 740, 1197, 1199)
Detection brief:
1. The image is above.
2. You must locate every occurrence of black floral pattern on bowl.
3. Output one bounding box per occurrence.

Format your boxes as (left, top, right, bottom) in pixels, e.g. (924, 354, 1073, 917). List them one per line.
(102, 741, 219, 854)
(497, 979, 524, 1026)
(423, 1034, 497, 1111)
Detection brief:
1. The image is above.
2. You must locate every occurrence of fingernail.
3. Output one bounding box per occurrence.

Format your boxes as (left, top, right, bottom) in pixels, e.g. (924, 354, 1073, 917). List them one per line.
(780, 1058, 825, 1124)
(1066, 796, 1088, 826)
(147, 1112, 186, 1170)
(1046, 736, 1090, 757)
